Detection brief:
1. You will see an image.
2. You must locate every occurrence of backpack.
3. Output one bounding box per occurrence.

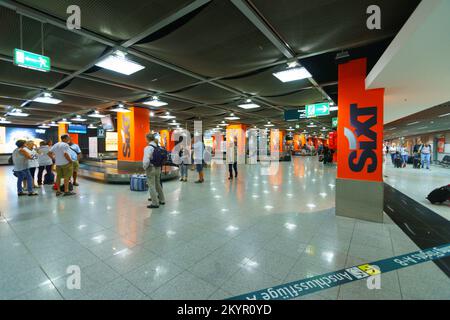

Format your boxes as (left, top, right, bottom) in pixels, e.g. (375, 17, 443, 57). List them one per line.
(150, 145, 168, 167)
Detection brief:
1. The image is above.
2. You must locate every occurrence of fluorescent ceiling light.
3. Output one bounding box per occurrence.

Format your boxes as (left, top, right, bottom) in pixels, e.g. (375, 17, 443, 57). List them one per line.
(307, 122, 317, 128)
(111, 104, 131, 113)
(33, 93, 62, 105)
(144, 96, 168, 107)
(159, 112, 176, 119)
(88, 111, 105, 118)
(438, 112, 450, 118)
(149, 111, 155, 117)
(71, 115, 87, 122)
(87, 124, 97, 129)
(238, 99, 260, 109)
(58, 118, 70, 124)
(225, 113, 240, 120)
(218, 121, 228, 126)
(7, 109, 29, 117)
(321, 127, 328, 131)
(168, 122, 180, 126)
(264, 122, 274, 127)
(286, 127, 295, 131)
(330, 106, 338, 111)
(0, 117, 11, 124)
(273, 67, 312, 83)
(406, 121, 420, 126)
(49, 121, 59, 127)
(95, 51, 145, 75)
(38, 124, 50, 129)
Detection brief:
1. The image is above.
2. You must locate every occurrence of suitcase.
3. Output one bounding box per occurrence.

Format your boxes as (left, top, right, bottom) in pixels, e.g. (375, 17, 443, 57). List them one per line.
(130, 175, 148, 191)
(394, 156, 402, 168)
(407, 156, 414, 164)
(427, 185, 450, 204)
(44, 172, 55, 185)
(413, 157, 421, 169)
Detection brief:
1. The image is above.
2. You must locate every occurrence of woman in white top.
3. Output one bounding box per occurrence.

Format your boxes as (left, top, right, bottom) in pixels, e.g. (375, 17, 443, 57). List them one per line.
(25, 140, 39, 188)
(37, 140, 54, 185)
(400, 145, 409, 165)
(12, 140, 38, 196)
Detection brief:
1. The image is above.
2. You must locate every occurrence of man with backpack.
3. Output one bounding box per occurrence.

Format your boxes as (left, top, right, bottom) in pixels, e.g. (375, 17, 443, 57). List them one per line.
(143, 133, 166, 209)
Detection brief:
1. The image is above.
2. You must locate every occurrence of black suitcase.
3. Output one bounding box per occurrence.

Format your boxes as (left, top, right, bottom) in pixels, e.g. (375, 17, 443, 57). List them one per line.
(427, 185, 450, 204)
(394, 157, 402, 168)
(44, 172, 55, 185)
(407, 156, 414, 164)
(413, 157, 421, 169)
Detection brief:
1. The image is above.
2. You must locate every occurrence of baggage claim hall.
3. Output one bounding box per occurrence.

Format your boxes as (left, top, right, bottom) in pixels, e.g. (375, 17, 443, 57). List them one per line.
(0, 0, 449, 301)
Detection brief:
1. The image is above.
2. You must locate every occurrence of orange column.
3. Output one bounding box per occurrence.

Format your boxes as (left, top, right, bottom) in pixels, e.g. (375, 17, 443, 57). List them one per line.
(58, 123, 67, 141)
(117, 107, 150, 163)
(69, 134, 79, 144)
(226, 124, 247, 163)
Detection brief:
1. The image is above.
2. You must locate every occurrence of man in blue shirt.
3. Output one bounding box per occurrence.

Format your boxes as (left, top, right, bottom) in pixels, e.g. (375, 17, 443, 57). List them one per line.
(69, 141, 82, 186)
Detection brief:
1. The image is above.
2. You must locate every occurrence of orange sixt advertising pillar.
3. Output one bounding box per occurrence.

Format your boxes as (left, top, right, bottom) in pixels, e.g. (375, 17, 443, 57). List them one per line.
(117, 107, 150, 170)
(336, 58, 384, 222)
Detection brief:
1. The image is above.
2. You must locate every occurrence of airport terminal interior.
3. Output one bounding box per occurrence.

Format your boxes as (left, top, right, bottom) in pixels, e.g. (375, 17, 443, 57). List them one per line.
(0, 0, 449, 301)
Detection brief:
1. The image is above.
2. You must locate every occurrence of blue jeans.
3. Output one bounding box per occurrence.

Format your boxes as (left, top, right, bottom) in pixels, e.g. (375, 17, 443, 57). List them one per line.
(180, 164, 188, 178)
(15, 169, 33, 193)
(421, 153, 431, 169)
(402, 155, 408, 164)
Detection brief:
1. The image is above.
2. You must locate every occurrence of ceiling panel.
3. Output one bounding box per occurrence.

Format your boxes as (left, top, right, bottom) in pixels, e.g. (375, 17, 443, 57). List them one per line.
(134, 0, 284, 77)
(252, 0, 421, 55)
(16, 0, 195, 41)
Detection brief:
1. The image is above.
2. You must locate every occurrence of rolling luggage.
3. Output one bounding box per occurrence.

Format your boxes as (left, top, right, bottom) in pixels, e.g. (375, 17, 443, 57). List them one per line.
(427, 185, 450, 204)
(413, 157, 421, 169)
(130, 174, 148, 191)
(407, 156, 414, 164)
(44, 172, 55, 185)
(394, 156, 402, 168)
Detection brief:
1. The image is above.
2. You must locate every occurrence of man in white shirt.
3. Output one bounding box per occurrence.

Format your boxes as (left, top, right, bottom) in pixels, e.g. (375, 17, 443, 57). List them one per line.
(143, 133, 165, 208)
(420, 143, 432, 170)
(49, 134, 75, 196)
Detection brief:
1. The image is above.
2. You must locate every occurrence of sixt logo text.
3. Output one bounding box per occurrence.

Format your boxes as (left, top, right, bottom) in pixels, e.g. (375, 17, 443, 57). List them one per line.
(344, 103, 378, 173)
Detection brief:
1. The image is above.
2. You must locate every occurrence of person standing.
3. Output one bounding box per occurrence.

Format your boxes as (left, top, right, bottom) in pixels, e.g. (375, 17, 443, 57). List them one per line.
(179, 142, 190, 182)
(143, 133, 165, 209)
(193, 138, 205, 183)
(227, 138, 238, 180)
(389, 144, 397, 165)
(25, 141, 39, 188)
(12, 140, 38, 196)
(50, 134, 75, 196)
(420, 143, 432, 170)
(37, 140, 54, 185)
(69, 140, 82, 186)
(400, 145, 409, 167)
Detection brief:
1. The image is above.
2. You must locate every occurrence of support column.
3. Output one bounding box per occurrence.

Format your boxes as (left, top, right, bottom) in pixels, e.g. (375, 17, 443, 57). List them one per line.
(117, 107, 150, 170)
(336, 58, 385, 223)
(58, 123, 67, 141)
(226, 124, 247, 164)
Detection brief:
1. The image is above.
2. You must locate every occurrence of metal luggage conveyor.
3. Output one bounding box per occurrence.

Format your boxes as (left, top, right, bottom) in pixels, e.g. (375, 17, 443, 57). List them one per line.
(77, 160, 179, 183)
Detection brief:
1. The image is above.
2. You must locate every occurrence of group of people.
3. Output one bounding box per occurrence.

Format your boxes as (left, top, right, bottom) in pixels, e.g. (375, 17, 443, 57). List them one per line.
(12, 134, 82, 196)
(143, 133, 239, 209)
(385, 142, 432, 170)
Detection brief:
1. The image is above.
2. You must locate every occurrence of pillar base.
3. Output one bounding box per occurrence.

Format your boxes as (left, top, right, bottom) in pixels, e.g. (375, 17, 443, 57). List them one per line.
(335, 178, 384, 223)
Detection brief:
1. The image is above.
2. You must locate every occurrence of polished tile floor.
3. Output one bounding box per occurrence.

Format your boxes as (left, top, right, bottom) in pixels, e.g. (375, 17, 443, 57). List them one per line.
(0, 157, 449, 300)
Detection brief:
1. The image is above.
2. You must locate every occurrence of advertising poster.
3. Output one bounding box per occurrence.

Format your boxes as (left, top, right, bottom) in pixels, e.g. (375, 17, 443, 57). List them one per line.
(88, 137, 98, 158)
(0, 126, 48, 154)
(105, 132, 118, 152)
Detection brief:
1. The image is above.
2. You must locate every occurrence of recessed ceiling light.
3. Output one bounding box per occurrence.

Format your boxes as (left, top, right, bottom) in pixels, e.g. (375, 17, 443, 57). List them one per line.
(87, 124, 97, 129)
(307, 122, 317, 128)
(218, 121, 228, 126)
(33, 92, 62, 105)
(438, 112, 450, 118)
(144, 96, 168, 107)
(88, 110, 105, 118)
(264, 121, 274, 127)
(38, 124, 50, 129)
(149, 111, 155, 117)
(286, 127, 294, 131)
(273, 67, 312, 83)
(110, 104, 131, 113)
(7, 109, 29, 117)
(95, 51, 145, 75)
(71, 115, 87, 122)
(49, 121, 59, 127)
(238, 99, 260, 109)
(0, 117, 11, 124)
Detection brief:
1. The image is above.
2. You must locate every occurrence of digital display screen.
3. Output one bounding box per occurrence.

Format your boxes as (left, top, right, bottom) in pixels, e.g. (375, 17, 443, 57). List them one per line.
(101, 115, 115, 131)
(68, 124, 87, 134)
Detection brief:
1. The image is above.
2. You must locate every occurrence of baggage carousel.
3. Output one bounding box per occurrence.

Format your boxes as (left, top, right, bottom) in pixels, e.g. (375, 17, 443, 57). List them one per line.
(78, 160, 179, 184)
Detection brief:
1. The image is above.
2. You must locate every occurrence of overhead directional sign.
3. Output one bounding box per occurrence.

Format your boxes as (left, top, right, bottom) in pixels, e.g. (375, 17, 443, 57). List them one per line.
(284, 109, 306, 121)
(13, 49, 51, 72)
(306, 102, 330, 118)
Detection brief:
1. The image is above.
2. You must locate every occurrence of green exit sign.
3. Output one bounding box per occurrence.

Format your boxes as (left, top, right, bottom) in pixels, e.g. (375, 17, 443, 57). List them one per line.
(14, 49, 51, 72)
(332, 117, 338, 128)
(305, 102, 330, 118)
